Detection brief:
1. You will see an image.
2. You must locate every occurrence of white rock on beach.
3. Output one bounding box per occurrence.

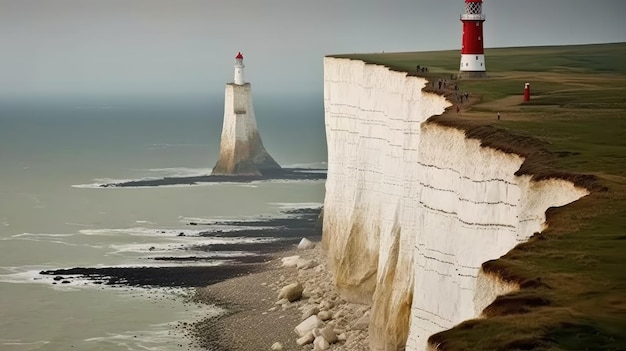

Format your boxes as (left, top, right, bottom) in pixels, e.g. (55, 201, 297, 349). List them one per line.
(296, 331, 315, 346)
(313, 336, 330, 350)
(319, 299, 335, 310)
(280, 255, 300, 267)
(271, 341, 283, 350)
(278, 282, 303, 302)
(295, 315, 323, 337)
(296, 258, 317, 270)
(297, 237, 315, 250)
(301, 288, 314, 298)
(318, 310, 332, 321)
(352, 311, 370, 330)
(302, 306, 320, 320)
(319, 325, 338, 343)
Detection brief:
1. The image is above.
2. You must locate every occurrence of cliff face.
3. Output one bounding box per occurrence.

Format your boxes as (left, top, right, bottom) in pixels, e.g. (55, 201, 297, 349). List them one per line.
(322, 57, 589, 350)
(212, 83, 281, 176)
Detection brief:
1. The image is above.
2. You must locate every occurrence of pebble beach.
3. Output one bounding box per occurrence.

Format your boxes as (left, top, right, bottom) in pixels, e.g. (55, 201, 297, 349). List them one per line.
(191, 243, 370, 350)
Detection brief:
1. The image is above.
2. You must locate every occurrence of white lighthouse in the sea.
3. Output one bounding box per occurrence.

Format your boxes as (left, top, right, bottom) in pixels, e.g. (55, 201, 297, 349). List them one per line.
(211, 52, 281, 176)
(234, 52, 245, 85)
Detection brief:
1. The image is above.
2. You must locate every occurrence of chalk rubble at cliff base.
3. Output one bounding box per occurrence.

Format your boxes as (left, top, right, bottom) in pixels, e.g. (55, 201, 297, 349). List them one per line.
(190, 242, 370, 350)
(272, 244, 371, 350)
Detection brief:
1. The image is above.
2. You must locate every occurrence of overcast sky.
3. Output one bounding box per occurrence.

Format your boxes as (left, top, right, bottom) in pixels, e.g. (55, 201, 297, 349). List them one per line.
(1, 0, 625, 100)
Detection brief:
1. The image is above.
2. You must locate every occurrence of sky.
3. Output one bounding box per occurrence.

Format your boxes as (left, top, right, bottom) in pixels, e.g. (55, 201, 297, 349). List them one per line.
(1, 0, 625, 100)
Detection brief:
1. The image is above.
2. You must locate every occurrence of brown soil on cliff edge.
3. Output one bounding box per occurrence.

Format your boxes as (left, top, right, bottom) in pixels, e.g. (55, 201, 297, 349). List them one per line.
(333, 43, 626, 350)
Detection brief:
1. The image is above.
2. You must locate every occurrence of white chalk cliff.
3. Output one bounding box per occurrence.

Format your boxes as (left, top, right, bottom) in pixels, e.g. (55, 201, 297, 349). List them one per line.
(322, 57, 589, 350)
(212, 83, 281, 176)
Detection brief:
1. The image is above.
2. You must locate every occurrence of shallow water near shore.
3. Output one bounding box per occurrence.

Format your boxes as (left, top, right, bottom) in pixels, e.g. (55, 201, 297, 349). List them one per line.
(0, 96, 326, 350)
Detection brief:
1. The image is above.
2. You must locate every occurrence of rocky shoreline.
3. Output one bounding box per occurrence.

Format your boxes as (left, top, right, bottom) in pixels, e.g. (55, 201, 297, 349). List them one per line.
(100, 168, 327, 188)
(38, 208, 322, 288)
(35, 207, 365, 350)
(36, 207, 357, 350)
(191, 242, 370, 350)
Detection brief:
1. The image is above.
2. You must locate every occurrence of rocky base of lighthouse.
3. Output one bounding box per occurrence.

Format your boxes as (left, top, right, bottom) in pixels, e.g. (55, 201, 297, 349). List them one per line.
(212, 83, 281, 176)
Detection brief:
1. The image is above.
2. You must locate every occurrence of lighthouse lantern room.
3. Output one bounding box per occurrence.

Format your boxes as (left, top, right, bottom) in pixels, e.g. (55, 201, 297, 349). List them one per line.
(460, 0, 487, 78)
(234, 52, 245, 85)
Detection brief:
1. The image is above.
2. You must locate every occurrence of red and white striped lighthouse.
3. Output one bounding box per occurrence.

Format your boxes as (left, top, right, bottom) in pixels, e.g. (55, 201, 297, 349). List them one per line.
(459, 0, 487, 78)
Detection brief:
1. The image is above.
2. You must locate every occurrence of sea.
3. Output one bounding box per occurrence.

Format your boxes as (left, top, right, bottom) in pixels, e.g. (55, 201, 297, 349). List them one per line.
(0, 94, 327, 350)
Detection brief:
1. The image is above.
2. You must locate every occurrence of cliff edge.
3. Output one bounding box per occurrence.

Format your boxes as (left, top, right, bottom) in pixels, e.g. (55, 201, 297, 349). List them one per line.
(322, 57, 589, 350)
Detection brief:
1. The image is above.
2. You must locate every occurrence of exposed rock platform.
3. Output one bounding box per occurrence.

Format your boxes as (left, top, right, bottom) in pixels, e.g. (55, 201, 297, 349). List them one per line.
(99, 168, 326, 188)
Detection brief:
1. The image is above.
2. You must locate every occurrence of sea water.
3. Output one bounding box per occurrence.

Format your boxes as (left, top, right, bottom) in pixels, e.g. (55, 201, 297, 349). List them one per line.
(0, 95, 327, 350)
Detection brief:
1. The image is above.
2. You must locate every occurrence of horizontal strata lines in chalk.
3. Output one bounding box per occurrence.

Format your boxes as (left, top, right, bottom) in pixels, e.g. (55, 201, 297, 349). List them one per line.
(419, 182, 518, 207)
(423, 247, 455, 257)
(422, 255, 454, 266)
(457, 263, 481, 270)
(416, 262, 478, 281)
(458, 273, 478, 278)
(328, 104, 391, 117)
(415, 264, 454, 278)
(327, 80, 413, 92)
(519, 216, 542, 223)
(358, 136, 391, 142)
(418, 162, 517, 186)
(413, 306, 454, 323)
(419, 202, 517, 229)
(412, 315, 449, 331)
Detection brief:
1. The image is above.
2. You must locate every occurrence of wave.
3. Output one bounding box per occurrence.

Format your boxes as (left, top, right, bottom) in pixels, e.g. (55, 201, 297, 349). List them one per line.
(72, 166, 326, 189)
(11, 233, 75, 238)
(283, 161, 328, 169)
(71, 177, 149, 189)
(142, 251, 256, 260)
(1, 340, 50, 348)
(270, 202, 324, 210)
(82, 303, 222, 351)
(146, 167, 212, 177)
(0, 234, 109, 250)
(72, 181, 220, 189)
(79, 226, 272, 237)
(135, 220, 155, 224)
(178, 215, 264, 224)
(178, 202, 322, 224)
(107, 237, 279, 255)
(72, 168, 211, 189)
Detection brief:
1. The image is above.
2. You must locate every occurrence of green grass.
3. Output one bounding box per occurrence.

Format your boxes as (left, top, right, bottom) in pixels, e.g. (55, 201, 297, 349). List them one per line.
(339, 43, 626, 350)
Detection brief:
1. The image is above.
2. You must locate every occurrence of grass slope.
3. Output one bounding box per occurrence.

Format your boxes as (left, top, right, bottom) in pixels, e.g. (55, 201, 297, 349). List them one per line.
(334, 43, 626, 351)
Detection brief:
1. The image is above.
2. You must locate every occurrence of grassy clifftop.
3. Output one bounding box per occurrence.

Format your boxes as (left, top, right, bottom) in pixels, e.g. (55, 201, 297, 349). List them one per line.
(334, 43, 626, 350)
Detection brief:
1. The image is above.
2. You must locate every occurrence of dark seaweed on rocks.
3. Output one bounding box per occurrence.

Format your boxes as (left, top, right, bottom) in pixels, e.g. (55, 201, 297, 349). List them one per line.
(39, 265, 261, 288)
(38, 207, 323, 289)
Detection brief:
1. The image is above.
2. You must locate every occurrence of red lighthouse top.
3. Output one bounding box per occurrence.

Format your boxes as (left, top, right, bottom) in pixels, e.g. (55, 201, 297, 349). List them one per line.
(235, 52, 243, 59)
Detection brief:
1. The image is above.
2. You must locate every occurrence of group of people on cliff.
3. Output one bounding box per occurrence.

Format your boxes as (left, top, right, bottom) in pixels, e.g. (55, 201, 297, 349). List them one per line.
(417, 63, 503, 119)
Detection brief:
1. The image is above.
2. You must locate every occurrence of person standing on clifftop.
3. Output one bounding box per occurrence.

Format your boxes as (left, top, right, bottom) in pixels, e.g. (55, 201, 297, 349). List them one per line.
(497, 112, 501, 120)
